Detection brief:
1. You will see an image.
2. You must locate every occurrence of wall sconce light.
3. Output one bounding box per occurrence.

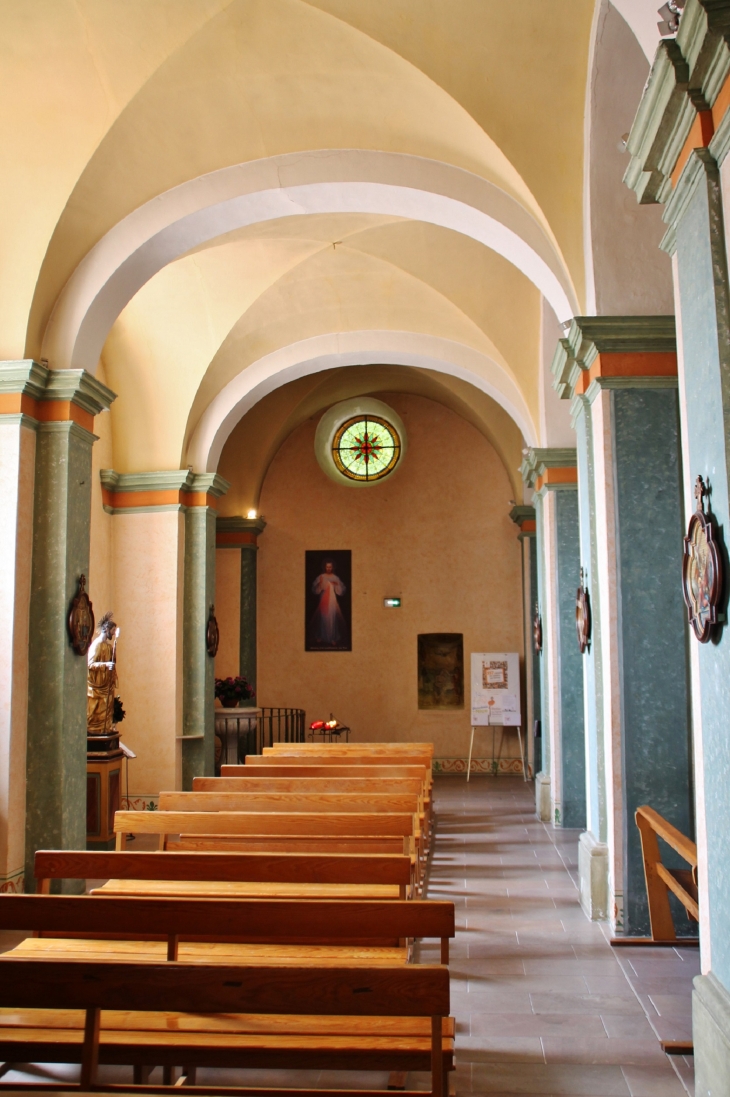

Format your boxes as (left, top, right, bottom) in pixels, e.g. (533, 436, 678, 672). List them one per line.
(246, 509, 257, 519)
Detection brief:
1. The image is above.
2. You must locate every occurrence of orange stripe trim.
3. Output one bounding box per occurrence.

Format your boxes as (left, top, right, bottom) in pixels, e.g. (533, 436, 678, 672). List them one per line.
(712, 74, 730, 134)
(0, 394, 94, 431)
(521, 520, 536, 533)
(182, 491, 218, 509)
(672, 110, 714, 188)
(102, 488, 218, 510)
(535, 467, 578, 491)
(578, 351, 677, 394)
(216, 531, 258, 546)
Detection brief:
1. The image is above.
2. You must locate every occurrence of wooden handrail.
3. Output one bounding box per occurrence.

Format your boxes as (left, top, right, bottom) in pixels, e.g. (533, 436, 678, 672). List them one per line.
(635, 805, 698, 943)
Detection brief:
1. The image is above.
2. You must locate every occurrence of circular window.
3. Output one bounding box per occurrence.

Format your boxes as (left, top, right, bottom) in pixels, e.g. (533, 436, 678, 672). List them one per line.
(332, 415, 401, 482)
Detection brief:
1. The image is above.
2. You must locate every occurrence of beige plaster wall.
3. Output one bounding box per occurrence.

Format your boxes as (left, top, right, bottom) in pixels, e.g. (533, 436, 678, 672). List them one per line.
(256, 393, 523, 758)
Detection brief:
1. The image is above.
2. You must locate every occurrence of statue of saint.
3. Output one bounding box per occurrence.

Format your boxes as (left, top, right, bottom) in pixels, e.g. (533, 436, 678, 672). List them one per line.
(87, 611, 119, 735)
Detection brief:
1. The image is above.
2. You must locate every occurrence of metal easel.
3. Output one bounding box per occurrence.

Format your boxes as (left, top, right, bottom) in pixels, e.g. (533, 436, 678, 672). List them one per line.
(467, 706, 528, 782)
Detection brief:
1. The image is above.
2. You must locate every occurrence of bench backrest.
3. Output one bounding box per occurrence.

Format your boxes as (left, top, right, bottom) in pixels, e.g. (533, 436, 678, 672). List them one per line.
(0, 955, 449, 1016)
(0, 893, 454, 942)
(220, 764, 429, 781)
(114, 811, 417, 850)
(268, 742, 434, 754)
(249, 753, 432, 769)
(34, 849, 411, 890)
(158, 791, 421, 814)
(192, 777, 424, 795)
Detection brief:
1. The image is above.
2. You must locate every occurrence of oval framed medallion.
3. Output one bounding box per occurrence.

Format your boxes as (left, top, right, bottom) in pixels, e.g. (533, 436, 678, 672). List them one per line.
(576, 570, 591, 654)
(68, 574, 95, 656)
(206, 604, 220, 657)
(683, 476, 723, 643)
(533, 603, 543, 654)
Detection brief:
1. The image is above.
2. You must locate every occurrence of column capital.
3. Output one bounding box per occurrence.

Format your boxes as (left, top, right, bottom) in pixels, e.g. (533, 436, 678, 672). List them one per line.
(552, 317, 677, 402)
(624, 1, 730, 205)
(0, 360, 115, 432)
(509, 504, 536, 535)
(520, 448, 577, 494)
(100, 469, 230, 514)
(216, 515, 267, 548)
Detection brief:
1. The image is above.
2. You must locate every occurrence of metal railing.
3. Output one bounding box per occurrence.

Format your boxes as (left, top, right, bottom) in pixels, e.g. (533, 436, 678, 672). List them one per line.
(214, 707, 306, 771)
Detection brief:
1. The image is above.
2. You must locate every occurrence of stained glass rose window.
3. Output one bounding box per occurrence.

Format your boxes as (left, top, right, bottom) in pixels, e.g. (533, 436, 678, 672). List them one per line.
(331, 415, 401, 482)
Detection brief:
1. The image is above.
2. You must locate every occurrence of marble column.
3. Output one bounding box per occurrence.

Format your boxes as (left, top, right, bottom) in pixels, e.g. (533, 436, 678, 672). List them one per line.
(181, 476, 230, 789)
(215, 517, 267, 704)
(553, 318, 691, 932)
(624, 6, 730, 1086)
(509, 505, 540, 779)
(521, 450, 585, 829)
(16, 364, 116, 891)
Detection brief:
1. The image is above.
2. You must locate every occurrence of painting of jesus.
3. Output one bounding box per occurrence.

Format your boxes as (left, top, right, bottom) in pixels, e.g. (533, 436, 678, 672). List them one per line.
(305, 550, 352, 651)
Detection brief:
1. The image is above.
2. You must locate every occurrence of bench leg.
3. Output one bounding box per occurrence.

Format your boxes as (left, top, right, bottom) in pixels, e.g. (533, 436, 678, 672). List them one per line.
(387, 1071, 407, 1090)
(431, 1016, 443, 1097)
(162, 1065, 176, 1085)
(80, 1007, 100, 1089)
(133, 1065, 152, 1085)
(177, 1067, 197, 1086)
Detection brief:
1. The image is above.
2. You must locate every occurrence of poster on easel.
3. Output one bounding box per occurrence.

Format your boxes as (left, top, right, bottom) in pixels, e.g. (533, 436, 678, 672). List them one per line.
(470, 652, 521, 726)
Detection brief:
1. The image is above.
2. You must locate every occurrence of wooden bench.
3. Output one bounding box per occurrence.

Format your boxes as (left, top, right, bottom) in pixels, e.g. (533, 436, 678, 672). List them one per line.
(0, 952, 452, 1094)
(4, 888, 455, 966)
(621, 805, 699, 946)
(34, 849, 413, 902)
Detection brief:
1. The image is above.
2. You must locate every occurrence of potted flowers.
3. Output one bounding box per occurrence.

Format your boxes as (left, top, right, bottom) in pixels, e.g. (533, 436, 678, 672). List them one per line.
(215, 675, 255, 708)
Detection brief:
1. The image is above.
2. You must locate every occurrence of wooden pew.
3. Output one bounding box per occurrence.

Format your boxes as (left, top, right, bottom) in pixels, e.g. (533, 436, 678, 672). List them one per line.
(193, 776, 424, 796)
(6, 888, 455, 966)
(621, 805, 699, 946)
(0, 952, 452, 1095)
(34, 849, 412, 902)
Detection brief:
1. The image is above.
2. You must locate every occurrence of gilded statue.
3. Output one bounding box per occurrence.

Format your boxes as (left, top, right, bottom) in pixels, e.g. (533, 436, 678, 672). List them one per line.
(87, 611, 119, 735)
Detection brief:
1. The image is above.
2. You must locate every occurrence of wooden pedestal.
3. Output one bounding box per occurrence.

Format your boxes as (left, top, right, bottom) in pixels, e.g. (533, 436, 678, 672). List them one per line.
(87, 738, 123, 850)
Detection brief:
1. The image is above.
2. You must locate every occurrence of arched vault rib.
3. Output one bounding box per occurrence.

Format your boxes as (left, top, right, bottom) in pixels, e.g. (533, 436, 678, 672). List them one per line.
(42, 151, 578, 373)
(185, 330, 537, 474)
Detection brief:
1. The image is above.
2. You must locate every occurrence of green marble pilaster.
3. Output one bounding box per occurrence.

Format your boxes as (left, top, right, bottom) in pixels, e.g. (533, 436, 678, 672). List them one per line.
(522, 450, 585, 829)
(182, 475, 229, 790)
(509, 506, 540, 776)
(215, 516, 266, 709)
(24, 367, 115, 892)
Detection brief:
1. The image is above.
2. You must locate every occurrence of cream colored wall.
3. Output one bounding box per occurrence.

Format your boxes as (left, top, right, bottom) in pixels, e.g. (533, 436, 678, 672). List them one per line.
(89, 361, 115, 616)
(214, 548, 241, 679)
(256, 394, 523, 758)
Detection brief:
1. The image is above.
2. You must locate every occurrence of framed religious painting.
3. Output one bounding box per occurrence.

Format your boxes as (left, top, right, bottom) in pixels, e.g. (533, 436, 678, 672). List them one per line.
(576, 569, 591, 654)
(417, 633, 464, 709)
(533, 603, 543, 654)
(683, 475, 723, 643)
(305, 550, 352, 651)
(206, 604, 220, 657)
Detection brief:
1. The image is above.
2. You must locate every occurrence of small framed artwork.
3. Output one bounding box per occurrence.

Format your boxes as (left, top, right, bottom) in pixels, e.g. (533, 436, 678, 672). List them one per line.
(305, 550, 352, 651)
(417, 633, 464, 709)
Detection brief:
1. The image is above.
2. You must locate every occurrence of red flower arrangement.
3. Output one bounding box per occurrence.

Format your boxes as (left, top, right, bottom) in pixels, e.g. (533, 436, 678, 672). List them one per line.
(215, 675, 255, 707)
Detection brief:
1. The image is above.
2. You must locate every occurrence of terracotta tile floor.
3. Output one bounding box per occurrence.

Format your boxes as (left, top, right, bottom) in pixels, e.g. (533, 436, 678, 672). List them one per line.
(0, 776, 696, 1095)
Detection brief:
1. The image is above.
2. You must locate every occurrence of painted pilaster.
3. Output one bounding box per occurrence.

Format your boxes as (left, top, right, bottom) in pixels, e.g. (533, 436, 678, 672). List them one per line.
(216, 517, 267, 707)
(21, 365, 115, 891)
(522, 450, 585, 829)
(509, 506, 539, 779)
(553, 318, 690, 933)
(625, 6, 730, 1085)
(0, 364, 40, 892)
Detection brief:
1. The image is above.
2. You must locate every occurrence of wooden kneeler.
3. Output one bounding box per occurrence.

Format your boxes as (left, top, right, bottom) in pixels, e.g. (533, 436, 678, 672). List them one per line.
(0, 957, 450, 1096)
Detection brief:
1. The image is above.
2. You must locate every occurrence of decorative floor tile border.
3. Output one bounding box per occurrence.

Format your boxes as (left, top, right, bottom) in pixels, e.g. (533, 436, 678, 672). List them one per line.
(433, 757, 532, 777)
(0, 869, 24, 894)
(121, 795, 160, 811)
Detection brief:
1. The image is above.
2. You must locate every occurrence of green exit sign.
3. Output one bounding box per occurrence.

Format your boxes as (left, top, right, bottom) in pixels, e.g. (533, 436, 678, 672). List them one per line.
(383, 597, 402, 608)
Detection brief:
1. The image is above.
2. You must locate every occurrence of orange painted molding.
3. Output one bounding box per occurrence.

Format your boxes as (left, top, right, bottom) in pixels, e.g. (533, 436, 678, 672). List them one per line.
(521, 520, 536, 533)
(535, 467, 578, 491)
(216, 531, 258, 546)
(713, 75, 730, 135)
(578, 351, 678, 394)
(181, 491, 218, 508)
(672, 109, 714, 188)
(0, 393, 94, 431)
(102, 487, 218, 510)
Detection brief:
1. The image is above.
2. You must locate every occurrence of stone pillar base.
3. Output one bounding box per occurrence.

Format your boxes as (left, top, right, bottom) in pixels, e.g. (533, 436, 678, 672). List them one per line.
(535, 772, 551, 822)
(694, 973, 730, 1097)
(578, 830, 608, 921)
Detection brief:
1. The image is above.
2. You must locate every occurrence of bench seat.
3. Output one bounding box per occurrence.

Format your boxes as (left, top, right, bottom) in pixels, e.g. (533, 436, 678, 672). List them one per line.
(7, 938, 409, 965)
(92, 880, 401, 900)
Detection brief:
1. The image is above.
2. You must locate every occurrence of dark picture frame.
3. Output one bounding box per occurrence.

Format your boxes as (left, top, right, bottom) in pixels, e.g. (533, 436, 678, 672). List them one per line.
(417, 633, 464, 709)
(305, 550, 352, 652)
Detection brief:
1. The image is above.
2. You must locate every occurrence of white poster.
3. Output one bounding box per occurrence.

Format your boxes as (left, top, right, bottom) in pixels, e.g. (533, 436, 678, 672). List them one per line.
(471, 652, 521, 726)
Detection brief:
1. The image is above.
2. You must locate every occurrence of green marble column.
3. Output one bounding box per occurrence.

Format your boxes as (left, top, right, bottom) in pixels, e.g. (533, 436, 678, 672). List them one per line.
(24, 366, 115, 892)
(182, 475, 230, 790)
(521, 450, 585, 829)
(215, 516, 266, 709)
(553, 318, 691, 933)
(509, 506, 540, 777)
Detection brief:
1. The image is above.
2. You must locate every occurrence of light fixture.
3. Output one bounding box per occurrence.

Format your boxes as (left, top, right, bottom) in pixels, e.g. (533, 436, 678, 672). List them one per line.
(383, 597, 402, 608)
(246, 509, 257, 519)
(657, 0, 684, 36)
